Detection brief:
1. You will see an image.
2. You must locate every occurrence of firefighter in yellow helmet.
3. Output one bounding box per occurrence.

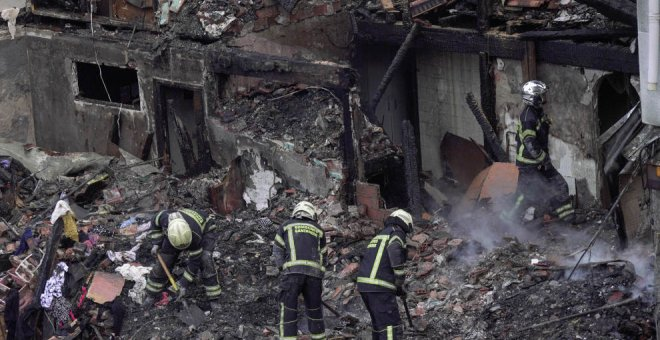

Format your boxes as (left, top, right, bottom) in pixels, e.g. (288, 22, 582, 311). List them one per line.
(144, 209, 221, 305)
(357, 209, 412, 340)
(272, 201, 327, 340)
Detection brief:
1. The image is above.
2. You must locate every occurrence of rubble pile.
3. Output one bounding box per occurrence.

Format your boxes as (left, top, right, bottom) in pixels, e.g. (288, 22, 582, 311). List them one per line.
(0, 140, 654, 339)
(219, 86, 345, 160)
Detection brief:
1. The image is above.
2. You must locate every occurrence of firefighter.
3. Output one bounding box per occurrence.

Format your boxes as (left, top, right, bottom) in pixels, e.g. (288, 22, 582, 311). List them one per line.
(357, 209, 412, 340)
(143, 209, 221, 305)
(272, 201, 327, 340)
(510, 80, 578, 224)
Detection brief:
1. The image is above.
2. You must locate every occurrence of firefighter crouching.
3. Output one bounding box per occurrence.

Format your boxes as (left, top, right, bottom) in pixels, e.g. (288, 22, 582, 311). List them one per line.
(272, 201, 327, 340)
(144, 209, 221, 305)
(357, 209, 412, 340)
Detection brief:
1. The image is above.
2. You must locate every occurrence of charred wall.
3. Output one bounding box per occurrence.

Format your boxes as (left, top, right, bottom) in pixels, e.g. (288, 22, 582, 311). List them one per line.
(27, 32, 209, 158)
(0, 35, 34, 143)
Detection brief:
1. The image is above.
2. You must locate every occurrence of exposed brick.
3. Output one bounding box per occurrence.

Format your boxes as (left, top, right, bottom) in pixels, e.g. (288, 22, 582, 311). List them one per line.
(256, 5, 279, 19)
(253, 17, 270, 31)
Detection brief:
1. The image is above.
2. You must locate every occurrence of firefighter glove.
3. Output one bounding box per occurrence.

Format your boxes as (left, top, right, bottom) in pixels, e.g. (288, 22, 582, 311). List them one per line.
(396, 285, 407, 297)
(150, 244, 160, 256)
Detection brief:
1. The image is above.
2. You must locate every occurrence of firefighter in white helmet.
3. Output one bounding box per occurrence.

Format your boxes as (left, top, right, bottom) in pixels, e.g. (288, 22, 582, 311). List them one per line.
(357, 209, 412, 339)
(272, 200, 327, 340)
(508, 80, 580, 224)
(144, 209, 221, 305)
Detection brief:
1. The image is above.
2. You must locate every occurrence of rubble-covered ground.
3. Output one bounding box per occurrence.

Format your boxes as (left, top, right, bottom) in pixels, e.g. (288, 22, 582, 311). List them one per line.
(0, 141, 654, 339)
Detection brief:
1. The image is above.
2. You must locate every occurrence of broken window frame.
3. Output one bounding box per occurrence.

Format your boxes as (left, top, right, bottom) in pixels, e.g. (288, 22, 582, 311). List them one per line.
(72, 60, 142, 110)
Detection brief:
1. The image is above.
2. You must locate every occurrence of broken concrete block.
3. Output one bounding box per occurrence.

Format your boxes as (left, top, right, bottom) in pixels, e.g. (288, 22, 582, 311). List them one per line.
(411, 233, 430, 244)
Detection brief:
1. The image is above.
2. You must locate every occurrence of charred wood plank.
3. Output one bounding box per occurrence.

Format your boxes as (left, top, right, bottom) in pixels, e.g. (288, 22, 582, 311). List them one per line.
(477, 0, 490, 33)
(573, 0, 637, 26)
(356, 21, 639, 73)
(402, 120, 422, 219)
(466, 93, 508, 162)
(367, 23, 420, 124)
(208, 48, 355, 90)
(518, 28, 637, 41)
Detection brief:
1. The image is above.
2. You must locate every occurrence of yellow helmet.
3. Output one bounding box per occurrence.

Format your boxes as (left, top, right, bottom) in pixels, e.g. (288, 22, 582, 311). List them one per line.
(292, 201, 317, 220)
(390, 209, 413, 232)
(167, 213, 192, 249)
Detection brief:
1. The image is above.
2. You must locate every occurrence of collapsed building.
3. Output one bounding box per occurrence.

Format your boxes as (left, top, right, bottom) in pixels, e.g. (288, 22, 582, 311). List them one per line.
(0, 0, 658, 338)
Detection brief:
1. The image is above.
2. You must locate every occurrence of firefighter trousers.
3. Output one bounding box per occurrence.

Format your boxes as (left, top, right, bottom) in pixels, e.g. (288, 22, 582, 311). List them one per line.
(279, 274, 325, 340)
(360, 292, 403, 340)
(513, 164, 574, 221)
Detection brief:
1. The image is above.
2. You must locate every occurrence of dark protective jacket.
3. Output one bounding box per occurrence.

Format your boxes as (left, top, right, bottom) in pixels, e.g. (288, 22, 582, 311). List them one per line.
(515, 105, 551, 167)
(357, 218, 407, 293)
(272, 218, 327, 279)
(147, 209, 217, 255)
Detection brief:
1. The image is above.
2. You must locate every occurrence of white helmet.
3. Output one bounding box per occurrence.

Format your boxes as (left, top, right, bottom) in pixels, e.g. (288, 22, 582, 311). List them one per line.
(292, 201, 317, 221)
(390, 209, 413, 233)
(522, 80, 547, 108)
(167, 212, 192, 249)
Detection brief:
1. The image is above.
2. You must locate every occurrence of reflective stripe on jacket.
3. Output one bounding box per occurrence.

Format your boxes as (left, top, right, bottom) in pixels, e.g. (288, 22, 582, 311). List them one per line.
(515, 105, 550, 166)
(357, 224, 407, 293)
(274, 218, 327, 278)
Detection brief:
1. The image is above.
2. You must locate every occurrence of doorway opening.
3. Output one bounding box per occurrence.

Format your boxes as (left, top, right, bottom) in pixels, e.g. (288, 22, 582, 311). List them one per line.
(155, 84, 212, 176)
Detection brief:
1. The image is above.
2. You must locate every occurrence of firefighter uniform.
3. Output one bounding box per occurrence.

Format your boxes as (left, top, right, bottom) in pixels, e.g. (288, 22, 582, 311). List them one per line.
(145, 209, 222, 299)
(512, 105, 575, 222)
(357, 218, 408, 340)
(273, 217, 327, 340)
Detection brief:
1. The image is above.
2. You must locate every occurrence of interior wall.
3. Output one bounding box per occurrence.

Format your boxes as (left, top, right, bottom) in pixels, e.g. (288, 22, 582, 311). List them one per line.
(0, 36, 34, 143)
(416, 50, 482, 180)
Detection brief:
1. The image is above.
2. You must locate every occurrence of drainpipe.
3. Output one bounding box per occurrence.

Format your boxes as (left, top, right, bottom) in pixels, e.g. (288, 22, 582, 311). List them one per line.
(649, 0, 660, 91)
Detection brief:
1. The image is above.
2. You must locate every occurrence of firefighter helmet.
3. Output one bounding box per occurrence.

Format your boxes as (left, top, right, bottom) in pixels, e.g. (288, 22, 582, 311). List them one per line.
(522, 80, 547, 108)
(390, 209, 413, 233)
(292, 201, 317, 221)
(167, 213, 192, 249)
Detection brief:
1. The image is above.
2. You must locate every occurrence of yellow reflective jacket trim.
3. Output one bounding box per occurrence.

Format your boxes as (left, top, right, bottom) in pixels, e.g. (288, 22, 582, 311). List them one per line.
(388, 235, 404, 247)
(283, 223, 323, 238)
(180, 209, 206, 231)
(154, 211, 166, 227)
(516, 145, 546, 164)
(275, 234, 285, 247)
(283, 260, 326, 272)
(518, 129, 536, 139)
(287, 228, 296, 261)
(369, 236, 388, 279)
(311, 333, 326, 339)
(356, 277, 396, 290)
(393, 268, 405, 276)
(188, 248, 203, 257)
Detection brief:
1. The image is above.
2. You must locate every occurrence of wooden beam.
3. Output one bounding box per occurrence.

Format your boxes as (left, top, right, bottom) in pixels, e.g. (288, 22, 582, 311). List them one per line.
(479, 52, 496, 128)
(518, 28, 637, 41)
(477, 0, 490, 33)
(574, 0, 637, 27)
(208, 48, 355, 89)
(522, 41, 536, 81)
(356, 21, 639, 74)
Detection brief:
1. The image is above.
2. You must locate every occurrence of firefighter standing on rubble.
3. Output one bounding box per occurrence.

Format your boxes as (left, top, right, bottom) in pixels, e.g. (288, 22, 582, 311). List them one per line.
(509, 80, 579, 224)
(143, 209, 222, 305)
(357, 209, 412, 340)
(272, 201, 327, 340)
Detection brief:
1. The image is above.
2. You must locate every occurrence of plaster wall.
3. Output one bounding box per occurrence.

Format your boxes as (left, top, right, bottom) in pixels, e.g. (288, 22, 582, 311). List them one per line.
(0, 35, 34, 143)
(416, 50, 483, 179)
